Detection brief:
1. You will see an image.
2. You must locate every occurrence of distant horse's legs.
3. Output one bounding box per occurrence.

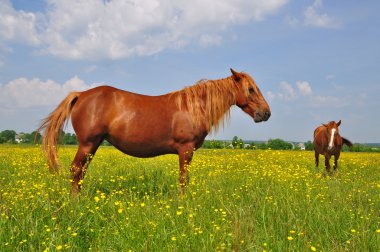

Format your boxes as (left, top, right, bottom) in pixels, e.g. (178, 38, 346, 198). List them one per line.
(315, 151, 319, 167)
(333, 153, 340, 171)
(178, 145, 194, 194)
(71, 140, 102, 194)
(324, 154, 331, 173)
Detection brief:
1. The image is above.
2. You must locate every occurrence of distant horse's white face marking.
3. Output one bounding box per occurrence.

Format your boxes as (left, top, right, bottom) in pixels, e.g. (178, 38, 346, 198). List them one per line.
(328, 128, 336, 150)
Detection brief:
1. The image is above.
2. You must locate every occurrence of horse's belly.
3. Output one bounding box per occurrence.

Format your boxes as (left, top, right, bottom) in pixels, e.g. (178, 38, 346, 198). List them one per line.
(123, 145, 176, 157)
(106, 135, 177, 158)
(106, 110, 204, 157)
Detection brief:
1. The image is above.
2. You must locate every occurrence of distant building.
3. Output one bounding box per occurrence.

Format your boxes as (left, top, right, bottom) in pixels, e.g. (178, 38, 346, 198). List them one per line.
(15, 133, 25, 143)
(298, 143, 305, 150)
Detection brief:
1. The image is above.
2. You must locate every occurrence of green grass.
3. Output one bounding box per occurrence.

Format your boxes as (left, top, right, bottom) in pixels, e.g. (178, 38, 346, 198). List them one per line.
(0, 145, 379, 251)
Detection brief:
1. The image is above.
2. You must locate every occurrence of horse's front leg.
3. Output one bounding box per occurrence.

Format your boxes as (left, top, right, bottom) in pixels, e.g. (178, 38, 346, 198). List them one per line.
(333, 153, 340, 171)
(315, 151, 319, 167)
(178, 144, 194, 194)
(324, 154, 331, 174)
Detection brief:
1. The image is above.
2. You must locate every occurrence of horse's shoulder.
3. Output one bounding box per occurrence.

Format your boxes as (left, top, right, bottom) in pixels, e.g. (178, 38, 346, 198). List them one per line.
(314, 126, 324, 135)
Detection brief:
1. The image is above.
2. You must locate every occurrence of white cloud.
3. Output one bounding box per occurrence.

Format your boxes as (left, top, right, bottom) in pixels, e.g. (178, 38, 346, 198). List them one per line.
(296, 81, 312, 95)
(0, 76, 96, 108)
(0, 0, 288, 60)
(0, 0, 40, 46)
(311, 95, 348, 108)
(285, 15, 299, 27)
(303, 0, 340, 28)
(278, 81, 296, 100)
(266, 91, 276, 102)
(199, 34, 222, 47)
(269, 80, 350, 108)
(325, 74, 335, 81)
(84, 65, 97, 73)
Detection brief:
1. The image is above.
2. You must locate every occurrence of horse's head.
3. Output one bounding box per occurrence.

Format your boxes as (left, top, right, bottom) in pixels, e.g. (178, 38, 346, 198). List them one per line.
(231, 69, 271, 123)
(323, 120, 341, 150)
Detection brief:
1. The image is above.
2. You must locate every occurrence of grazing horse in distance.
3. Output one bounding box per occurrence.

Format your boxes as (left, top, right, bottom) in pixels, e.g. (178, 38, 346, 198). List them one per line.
(38, 69, 271, 194)
(313, 120, 353, 173)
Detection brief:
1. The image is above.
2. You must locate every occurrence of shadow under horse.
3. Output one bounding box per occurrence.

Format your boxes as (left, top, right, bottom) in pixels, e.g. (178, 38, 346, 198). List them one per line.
(38, 69, 271, 194)
(313, 120, 353, 173)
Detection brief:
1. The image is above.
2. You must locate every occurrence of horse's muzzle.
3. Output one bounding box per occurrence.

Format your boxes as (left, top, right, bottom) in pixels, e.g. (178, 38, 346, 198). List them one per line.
(254, 110, 271, 122)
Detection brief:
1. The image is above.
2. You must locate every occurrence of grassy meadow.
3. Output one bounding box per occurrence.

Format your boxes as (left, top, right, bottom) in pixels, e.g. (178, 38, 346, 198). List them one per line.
(0, 145, 379, 251)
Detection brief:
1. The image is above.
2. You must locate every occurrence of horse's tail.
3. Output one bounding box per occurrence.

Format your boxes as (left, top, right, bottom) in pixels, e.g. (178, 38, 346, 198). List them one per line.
(37, 92, 81, 172)
(342, 137, 353, 148)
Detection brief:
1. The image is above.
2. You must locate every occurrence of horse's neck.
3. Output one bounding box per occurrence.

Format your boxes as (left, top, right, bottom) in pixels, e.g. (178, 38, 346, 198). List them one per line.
(202, 78, 236, 131)
(174, 77, 237, 132)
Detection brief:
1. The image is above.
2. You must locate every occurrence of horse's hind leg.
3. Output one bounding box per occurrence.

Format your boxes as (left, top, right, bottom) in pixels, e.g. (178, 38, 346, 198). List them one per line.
(71, 139, 102, 194)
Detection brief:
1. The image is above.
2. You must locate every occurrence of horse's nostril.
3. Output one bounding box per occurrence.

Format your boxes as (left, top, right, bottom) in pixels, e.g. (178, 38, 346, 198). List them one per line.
(265, 111, 271, 118)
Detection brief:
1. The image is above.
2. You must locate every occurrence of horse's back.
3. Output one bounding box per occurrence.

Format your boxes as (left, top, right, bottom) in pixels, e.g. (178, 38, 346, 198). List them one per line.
(70, 85, 189, 155)
(71, 85, 172, 128)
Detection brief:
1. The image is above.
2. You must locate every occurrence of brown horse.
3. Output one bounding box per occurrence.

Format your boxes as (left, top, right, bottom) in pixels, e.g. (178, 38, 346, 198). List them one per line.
(313, 120, 353, 173)
(38, 69, 271, 193)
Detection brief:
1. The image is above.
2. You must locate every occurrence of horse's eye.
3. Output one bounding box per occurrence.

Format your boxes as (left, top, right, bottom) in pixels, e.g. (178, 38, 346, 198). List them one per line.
(249, 87, 254, 93)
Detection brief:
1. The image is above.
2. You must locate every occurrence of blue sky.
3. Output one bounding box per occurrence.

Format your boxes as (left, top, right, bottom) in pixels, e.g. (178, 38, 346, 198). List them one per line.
(0, 0, 379, 143)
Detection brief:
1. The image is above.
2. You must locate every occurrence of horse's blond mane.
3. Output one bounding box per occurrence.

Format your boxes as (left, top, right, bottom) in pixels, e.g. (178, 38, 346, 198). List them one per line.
(171, 75, 250, 132)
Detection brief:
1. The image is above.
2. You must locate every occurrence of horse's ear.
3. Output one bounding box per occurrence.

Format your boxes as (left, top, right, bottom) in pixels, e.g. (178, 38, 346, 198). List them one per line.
(337, 120, 341, 126)
(230, 68, 241, 82)
(322, 123, 328, 127)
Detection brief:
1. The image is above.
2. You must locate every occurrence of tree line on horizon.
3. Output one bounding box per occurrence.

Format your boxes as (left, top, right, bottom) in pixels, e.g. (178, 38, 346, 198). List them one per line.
(0, 130, 378, 152)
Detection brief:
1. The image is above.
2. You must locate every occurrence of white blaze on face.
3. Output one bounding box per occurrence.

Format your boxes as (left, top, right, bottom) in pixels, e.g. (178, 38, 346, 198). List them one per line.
(328, 128, 336, 150)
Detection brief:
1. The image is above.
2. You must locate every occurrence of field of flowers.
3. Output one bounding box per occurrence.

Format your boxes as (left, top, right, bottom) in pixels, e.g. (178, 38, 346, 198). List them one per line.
(0, 145, 379, 251)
